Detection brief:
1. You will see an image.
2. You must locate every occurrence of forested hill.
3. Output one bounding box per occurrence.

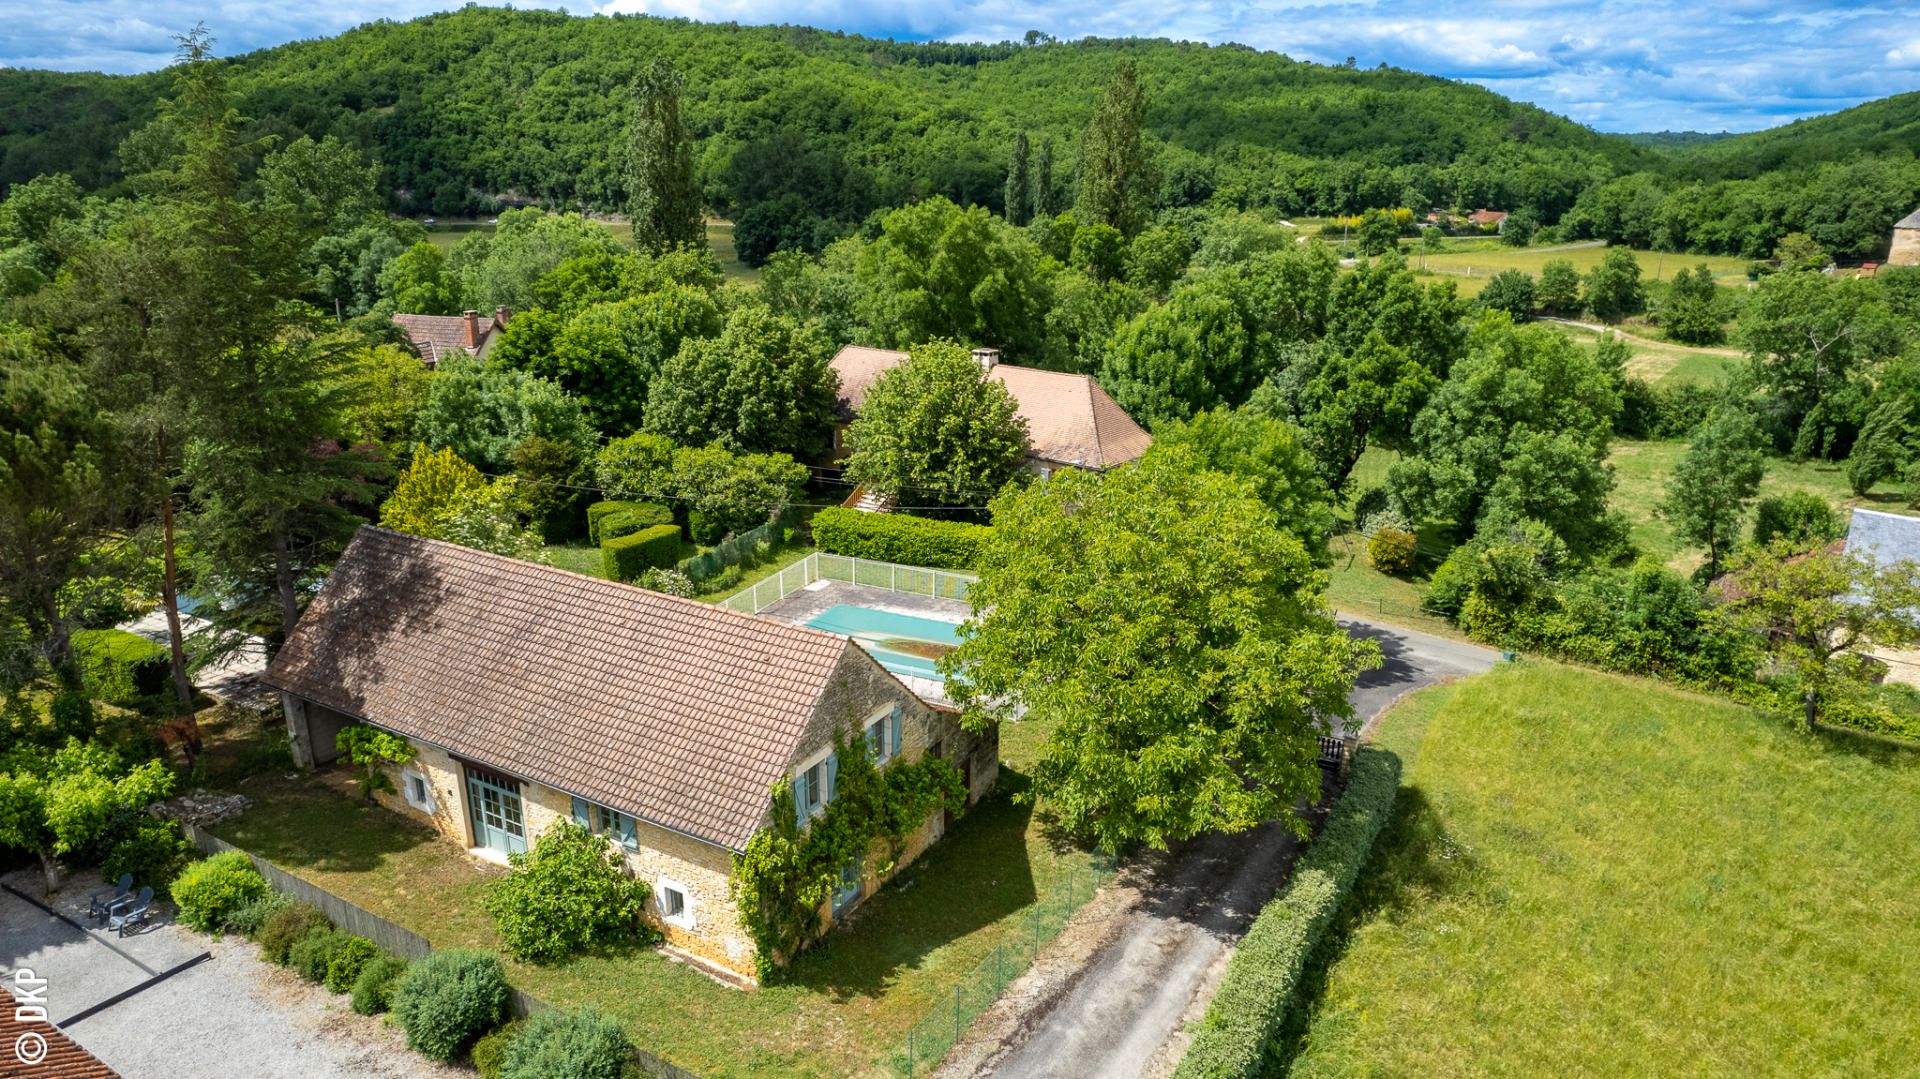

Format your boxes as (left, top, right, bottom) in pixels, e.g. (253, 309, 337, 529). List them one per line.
(0, 5, 1652, 221)
(1650, 91, 1920, 181)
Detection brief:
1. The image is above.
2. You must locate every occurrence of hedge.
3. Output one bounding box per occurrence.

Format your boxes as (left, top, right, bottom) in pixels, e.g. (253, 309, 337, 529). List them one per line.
(601, 524, 681, 582)
(810, 506, 992, 570)
(586, 500, 671, 545)
(171, 850, 270, 934)
(599, 503, 675, 544)
(1170, 747, 1404, 1079)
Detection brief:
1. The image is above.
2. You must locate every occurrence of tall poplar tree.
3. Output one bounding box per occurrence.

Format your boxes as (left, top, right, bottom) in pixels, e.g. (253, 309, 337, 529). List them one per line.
(1032, 138, 1056, 219)
(624, 59, 704, 252)
(1075, 61, 1153, 237)
(1004, 132, 1031, 226)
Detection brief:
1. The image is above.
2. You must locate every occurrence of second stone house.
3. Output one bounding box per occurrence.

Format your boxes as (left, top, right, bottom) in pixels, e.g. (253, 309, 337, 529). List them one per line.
(263, 526, 998, 982)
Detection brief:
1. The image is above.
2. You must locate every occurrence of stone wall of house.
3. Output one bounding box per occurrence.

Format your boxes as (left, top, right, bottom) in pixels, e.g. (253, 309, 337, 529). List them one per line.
(1891, 227, 1920, 267)
(789, 647, 1001, 934)
(371, 740, 470, 845)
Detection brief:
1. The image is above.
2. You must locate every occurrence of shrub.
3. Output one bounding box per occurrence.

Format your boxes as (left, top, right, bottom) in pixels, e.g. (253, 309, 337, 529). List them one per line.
(350, 955, 410, 1016)
(101, 817, 194, 901)
(72, 628, 170, 704)
(472, 1020, 525, 1079)
(600, 523, 680, 582)
(1171, 748, 1403, 1079)
(1366, 527, 1418, 575)
(484, 820, 653, 963)
(810, 506, 992, 570)
(223, 891, 292, 938)
(325, 936, 381, 993)
(391, 949, 512, 1062)
(501, 1007, 631, 1079)
(585, 500, 630, 545)
(637, 567, 695, 597)
(1349, 485, 1391, 529)
(599, 503, 676, 543)
(1752, 490, 1842, 550)
(705, 565, 743, 593)
(171, 850, 269, 934)
(289, 927, 347, 983)
(688, 508, 728, 545)
(259, 902, 333, 964)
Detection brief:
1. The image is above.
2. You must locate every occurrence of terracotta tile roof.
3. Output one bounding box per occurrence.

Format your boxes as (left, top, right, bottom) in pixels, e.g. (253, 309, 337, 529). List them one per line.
(1467, 209, 1510, 225)
(0, 1005, 120, 1078)
(829, 346, 1152, 470)
(264, 527, 859, 851)
(391, 311, 503, 367)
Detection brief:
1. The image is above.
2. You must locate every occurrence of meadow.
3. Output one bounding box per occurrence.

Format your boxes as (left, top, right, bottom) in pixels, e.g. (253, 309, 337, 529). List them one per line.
(1283, 661, 1920, 1077)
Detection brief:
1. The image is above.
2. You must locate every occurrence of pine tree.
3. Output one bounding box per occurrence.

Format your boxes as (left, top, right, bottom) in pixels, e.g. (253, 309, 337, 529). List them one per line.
(1032, 138, 1056, 219)
(624, 59, 703, 252)
(1004, 132, 1031, 226)
(1075, 62, 1153, 237)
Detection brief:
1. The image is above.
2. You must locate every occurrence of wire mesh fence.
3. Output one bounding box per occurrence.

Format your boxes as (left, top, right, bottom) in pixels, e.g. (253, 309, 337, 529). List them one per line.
(890, 852, 1119, 1077)
(676, 508, 799, 583)
(718, 553, 980, 615)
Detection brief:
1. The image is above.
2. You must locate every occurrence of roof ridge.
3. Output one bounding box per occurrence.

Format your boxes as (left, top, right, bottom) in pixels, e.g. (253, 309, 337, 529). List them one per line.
(356, 525, 850, 648)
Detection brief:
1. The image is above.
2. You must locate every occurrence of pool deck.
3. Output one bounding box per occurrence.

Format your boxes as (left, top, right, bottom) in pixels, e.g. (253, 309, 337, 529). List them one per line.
(758, 581, 971, 705)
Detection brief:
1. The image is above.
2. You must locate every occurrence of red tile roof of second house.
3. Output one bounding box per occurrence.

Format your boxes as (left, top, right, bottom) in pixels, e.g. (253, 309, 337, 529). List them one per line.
(1467, 209, 1510, 224)
(829, 346, 1152, 470)
(263, 526, 864, 851)
(391, 312, 502, 366)
(0, 1005, 121, 1078)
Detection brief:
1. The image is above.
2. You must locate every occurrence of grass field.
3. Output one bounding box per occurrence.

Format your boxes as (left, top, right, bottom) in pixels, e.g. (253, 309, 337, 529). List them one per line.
(1408, 245, 1751, 299)
(1556, 323, 1742, 387)
(1285, 661, 1920, 1077)
(420, 217, 758, 285)
(212, 673, 1096, 1077)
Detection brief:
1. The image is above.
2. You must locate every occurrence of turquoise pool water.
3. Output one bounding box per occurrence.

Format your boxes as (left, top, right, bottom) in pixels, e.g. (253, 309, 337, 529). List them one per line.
(805, 604, 961, 681)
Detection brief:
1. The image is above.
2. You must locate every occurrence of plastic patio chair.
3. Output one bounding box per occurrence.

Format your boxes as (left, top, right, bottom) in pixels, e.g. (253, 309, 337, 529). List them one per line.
(107, 886, 154, 937)
(87, 874, 133, 925)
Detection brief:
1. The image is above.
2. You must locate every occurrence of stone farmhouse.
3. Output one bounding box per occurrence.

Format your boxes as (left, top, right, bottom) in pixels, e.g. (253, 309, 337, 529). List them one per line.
(391, 307, 510, 367)
(1889, 208, 1920, 268)
(262, 526, 999, 981)
(828, 344, 1152, 478)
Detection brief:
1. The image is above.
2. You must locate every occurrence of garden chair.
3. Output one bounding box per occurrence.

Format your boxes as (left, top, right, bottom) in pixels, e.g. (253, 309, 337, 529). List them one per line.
(107, 886, 155, 937)
(87, 874, 133, 925)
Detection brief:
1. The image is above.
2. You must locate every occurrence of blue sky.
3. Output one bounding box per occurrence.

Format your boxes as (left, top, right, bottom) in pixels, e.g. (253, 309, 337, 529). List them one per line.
(5, 1, 1916, 133)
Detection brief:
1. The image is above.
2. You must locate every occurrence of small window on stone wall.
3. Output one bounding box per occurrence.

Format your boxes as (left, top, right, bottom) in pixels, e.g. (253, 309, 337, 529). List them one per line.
(402, 768, 434, 813)
(657, 878, 694, 929)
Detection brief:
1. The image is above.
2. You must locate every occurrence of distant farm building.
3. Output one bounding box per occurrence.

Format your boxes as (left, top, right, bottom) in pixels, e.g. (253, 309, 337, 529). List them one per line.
(1889, 209, 1920, 267)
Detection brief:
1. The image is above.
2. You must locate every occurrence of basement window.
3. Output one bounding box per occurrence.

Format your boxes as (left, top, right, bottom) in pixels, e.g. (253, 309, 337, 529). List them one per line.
(657, 878, 694, 929)
(402, 769, 434, 813)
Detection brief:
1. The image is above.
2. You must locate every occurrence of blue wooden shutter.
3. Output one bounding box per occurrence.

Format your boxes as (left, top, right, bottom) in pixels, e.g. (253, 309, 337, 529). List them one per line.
(618, 813, 638, 849)
(571, 796, 589, 827)
(825, 752, 839, 805)
(793, 770, 811, 828)
(889, 705, 904, 762)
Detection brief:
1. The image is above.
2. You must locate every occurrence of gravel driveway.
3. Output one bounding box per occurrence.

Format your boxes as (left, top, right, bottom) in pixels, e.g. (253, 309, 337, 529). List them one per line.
(951, 618, 1495, 1079)
(0, 870, 466, 1079)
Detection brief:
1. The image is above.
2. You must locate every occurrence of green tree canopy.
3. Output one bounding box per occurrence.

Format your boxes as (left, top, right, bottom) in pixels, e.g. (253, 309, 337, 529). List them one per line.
(1659, 407, 1767, 578)
(642, 305, 837, 457)
(847, 197, 1054, 360)
(842, 340, 1030, 507)
(1074, 60, 1153, 237)
(624, 59, 703, 253)
(1389, 315, 1622, 556)
(944, 446, 1379, 850)
(1583, 247, 1646, 323)
(1740, 271, 1902, 459)
(414, 359, 595, 472)
(1149, 408, 1334, 562)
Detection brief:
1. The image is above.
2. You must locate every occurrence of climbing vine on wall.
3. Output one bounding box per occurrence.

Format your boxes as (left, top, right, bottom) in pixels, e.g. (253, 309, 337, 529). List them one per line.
(730, 733, 967, 982)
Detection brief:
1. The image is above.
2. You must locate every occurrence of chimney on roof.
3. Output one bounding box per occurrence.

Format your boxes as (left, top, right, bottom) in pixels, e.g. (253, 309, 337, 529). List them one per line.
(464, 309, 480, 349)
(494, 305, 510, 328)
(971, 347, 1001, 372)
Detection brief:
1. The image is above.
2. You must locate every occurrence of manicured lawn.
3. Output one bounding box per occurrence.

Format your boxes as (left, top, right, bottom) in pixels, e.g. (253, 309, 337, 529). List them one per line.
(210, 705, 1097, 1077)
(706, 219, 760, 284)
(1286, 661, 1920, 1077)
(423, 217, 635, 252)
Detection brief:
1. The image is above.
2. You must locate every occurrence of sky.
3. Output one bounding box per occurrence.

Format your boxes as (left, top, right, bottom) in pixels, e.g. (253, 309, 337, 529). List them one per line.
(4, 1, 1917, 133)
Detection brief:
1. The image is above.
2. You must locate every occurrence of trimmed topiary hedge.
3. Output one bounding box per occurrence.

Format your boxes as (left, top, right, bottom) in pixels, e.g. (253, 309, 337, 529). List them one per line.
(588, 500, 673, 544)
(810, 506, 991, 570)
(1170, 747, 1404, 1079)
(601, 524, 680, 582)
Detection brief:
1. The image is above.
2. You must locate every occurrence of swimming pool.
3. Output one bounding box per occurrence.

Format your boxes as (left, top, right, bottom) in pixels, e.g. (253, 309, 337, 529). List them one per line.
(805, 604, 961, 681)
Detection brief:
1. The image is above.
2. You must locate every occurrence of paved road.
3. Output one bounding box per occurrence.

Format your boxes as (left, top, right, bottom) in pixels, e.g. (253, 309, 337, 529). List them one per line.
(974, 618, 1494, 1079)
